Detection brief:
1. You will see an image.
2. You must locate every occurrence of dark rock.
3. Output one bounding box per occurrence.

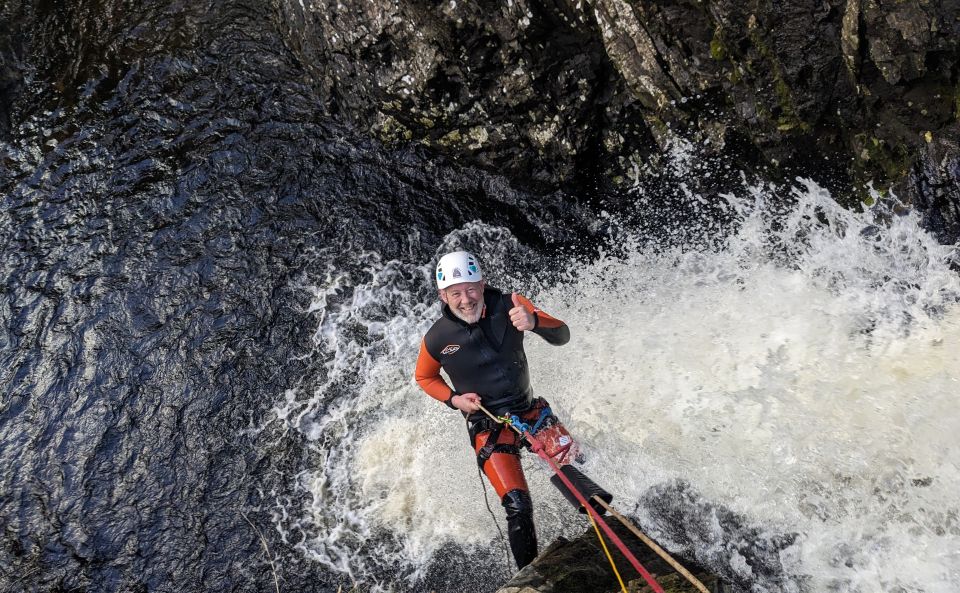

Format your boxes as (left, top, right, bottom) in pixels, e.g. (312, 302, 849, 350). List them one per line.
(497, 522, 721, 593)
(289, 0, 960, 234)
(4, 0, 959, 230)
(0, 1, 29, 140)
(290, 0, 656, 195)
(899, 132, 960, 244)
(590, 0, 959, 202)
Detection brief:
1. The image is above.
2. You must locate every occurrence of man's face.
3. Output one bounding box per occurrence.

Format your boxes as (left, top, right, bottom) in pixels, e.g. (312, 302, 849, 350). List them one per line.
(440, 281, 485, 324)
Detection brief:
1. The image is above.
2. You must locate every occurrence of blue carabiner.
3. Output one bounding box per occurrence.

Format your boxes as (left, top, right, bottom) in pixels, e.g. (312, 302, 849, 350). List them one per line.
(529, 406, 553, 435)
(509, 415, 531, 433)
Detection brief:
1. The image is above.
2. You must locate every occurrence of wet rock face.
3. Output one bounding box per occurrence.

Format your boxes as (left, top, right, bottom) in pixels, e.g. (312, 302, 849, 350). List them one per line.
(580, 0, 959, 198)
(496, 522, 721, 593)
(295, 0, 657, 194)
(904, 136, 960, 244)
(286, 0, 959, 229)
(0, 1, 28, 138)
(5, 0, 959, 215)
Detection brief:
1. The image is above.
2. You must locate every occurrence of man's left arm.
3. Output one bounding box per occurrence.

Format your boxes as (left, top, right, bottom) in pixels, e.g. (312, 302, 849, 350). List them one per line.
(510, 293, 570, 345)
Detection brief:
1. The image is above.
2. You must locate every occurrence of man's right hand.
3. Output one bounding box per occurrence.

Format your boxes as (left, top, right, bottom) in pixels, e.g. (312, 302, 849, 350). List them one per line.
(451, 392, 481, 413)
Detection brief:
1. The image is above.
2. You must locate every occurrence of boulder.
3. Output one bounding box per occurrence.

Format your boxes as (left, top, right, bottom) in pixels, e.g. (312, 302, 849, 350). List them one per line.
(497, 522, 721, 593)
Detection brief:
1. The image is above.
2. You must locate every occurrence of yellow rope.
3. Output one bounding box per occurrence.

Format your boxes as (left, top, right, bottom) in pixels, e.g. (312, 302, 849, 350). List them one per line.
(477, 405, 651, 593)
(592, 496, 711, 593)
(587, 506, 628, 593)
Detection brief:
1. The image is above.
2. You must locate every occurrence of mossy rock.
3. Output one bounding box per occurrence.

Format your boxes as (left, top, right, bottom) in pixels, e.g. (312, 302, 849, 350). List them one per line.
(498, 523, 721, 593)
(710, 35, 727, 61)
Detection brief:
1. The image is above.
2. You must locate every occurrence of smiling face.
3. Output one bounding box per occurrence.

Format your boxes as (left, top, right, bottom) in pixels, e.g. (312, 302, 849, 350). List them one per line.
(439, 280, 485, 324)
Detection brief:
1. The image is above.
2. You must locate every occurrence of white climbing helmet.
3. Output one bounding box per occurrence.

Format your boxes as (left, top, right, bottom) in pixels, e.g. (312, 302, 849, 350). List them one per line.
(436, 251, 483, 289)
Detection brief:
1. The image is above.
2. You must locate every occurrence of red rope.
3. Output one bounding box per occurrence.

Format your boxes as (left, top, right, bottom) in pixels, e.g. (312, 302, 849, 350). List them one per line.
(525, 430, 665, 593)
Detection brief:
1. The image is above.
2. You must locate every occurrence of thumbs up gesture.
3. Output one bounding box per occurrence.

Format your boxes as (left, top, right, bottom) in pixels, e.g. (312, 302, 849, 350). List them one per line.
(509, 293, 536, 332)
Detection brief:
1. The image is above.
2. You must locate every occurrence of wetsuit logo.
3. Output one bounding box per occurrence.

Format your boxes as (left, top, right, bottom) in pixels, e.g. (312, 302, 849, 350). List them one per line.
(441, 344, 461, 355)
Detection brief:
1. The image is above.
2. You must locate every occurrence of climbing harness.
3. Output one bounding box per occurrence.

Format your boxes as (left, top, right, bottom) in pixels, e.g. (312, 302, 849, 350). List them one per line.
(499, 404, 580, 466)
(478, 403, 710, 593)
(477, 429, 522, 467)
(471, 419, 521, 469)
(502, 403, 552, 435)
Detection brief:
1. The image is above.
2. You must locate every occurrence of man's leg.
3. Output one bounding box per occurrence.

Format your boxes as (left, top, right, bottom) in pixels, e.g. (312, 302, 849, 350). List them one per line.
(501, 488, 537, 569)
(472, 428, 538, 569)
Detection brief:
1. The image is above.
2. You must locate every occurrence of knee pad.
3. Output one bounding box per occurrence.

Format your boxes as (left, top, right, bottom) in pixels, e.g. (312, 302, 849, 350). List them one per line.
(501, 489, 537, 569)
(501, 488, 533, 519)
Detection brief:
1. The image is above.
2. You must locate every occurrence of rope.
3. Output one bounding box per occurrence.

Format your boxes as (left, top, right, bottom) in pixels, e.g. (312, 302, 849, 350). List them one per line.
(591, 496, 711, 593)
(470, 417, 512, 575)
(240, 511, 280, 593)
(478, 465, 512, 574)
(477, 404, 665, 593)
(587, 507, 628, 593)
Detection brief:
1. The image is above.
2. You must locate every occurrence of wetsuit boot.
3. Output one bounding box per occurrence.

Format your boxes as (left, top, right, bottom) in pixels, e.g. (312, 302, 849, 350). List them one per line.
(502, 488, 538, 569)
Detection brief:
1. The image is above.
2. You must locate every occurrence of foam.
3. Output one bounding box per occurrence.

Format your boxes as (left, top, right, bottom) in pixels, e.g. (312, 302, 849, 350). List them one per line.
(274, 179, 960, 592)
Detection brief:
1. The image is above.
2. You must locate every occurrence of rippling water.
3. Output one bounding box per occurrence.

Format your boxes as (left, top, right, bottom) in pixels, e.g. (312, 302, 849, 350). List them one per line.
(0, 4, 586, 591)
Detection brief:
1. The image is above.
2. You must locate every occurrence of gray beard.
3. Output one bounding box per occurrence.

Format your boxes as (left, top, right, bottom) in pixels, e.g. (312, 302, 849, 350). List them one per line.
(449, 305, 482, 324)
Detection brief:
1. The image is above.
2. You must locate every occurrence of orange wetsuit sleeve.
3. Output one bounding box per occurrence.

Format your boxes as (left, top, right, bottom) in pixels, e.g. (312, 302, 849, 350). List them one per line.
(513, 293, 570, 345)
(415, 338, 455, 402)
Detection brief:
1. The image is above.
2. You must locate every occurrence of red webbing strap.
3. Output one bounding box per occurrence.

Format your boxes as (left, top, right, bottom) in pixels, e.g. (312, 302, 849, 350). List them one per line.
(525, 431, 665, 593)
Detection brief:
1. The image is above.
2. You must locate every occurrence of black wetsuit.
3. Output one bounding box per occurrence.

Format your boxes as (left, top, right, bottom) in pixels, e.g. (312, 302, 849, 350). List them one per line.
(414, 285, 570, 569)
(416, 286, 569, 419)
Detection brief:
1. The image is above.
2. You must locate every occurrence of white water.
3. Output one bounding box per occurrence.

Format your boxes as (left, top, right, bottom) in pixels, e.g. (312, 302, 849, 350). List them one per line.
(270, 174, 960, 592)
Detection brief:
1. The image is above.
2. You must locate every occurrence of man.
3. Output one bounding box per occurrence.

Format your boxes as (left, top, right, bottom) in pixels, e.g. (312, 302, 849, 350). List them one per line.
(413, 250, 574, 569)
